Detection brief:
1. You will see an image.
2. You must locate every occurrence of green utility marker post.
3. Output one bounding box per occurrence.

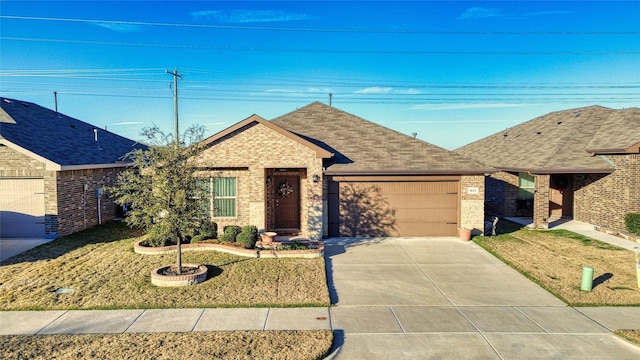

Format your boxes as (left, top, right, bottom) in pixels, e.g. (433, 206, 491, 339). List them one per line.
(580, 266, 594, 291)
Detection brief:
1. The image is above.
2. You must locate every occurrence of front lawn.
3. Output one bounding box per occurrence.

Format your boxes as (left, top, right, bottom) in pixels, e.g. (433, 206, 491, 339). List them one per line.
(0, 221, 330, 310)
(475, 227, 640, 306)
(2, 330, 334, 360)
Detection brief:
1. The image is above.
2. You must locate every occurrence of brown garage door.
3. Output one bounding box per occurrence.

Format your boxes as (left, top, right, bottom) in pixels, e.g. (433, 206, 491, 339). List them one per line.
(329, 178, 459, 237)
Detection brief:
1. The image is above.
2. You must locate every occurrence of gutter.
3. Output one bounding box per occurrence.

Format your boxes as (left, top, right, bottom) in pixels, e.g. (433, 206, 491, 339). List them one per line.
(324, 168, 495, 176)
(498, 167, 615, 175)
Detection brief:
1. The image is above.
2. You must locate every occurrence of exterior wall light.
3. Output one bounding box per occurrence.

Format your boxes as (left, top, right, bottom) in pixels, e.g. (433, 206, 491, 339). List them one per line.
(313, 174, 321, 183)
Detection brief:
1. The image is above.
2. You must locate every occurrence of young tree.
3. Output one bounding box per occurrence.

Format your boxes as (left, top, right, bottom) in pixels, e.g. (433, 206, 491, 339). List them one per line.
(108, 125, 209, 274)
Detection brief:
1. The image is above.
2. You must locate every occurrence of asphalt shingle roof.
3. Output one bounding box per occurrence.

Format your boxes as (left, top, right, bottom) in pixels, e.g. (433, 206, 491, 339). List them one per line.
(271, 102, 489, 175)
(455, 105, 640, 173)
(0, 97, 145, 167)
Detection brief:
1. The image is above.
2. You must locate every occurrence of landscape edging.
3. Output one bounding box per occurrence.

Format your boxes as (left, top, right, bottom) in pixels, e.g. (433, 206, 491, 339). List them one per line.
(133, 239, 324, 258)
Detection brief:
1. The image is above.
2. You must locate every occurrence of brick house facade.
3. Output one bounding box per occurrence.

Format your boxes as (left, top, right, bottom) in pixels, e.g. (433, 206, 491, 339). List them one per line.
(195, 103, 489, 239)
(1, 97, 143, 238)
(192, 115, 330, 240)
(457, 106, 640, 232)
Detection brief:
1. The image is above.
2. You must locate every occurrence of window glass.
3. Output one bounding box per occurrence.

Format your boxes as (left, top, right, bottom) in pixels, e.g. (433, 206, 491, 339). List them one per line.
(518, 173, 535, 200)
(214, 178, 236, 217)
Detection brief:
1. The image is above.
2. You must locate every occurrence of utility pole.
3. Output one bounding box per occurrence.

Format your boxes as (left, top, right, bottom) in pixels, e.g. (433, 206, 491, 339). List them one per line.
(166, 68, 182, 144)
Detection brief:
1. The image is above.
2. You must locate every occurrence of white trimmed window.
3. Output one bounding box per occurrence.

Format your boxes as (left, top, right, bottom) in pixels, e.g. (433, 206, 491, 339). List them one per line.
(213, 177, 237, 218)
(518, 173, 535, 200)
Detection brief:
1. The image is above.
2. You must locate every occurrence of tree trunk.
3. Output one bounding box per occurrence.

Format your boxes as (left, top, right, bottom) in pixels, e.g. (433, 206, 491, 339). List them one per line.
(176, 238, 182, 275)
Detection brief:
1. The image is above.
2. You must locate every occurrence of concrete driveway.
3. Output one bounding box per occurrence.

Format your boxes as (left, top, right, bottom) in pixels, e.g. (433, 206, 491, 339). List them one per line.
(0, 238, 52, 262)
(324, 237, 640, 359)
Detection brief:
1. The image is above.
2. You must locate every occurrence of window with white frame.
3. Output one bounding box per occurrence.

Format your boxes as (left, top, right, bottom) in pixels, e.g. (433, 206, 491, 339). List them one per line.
(518, 173, 535, 200)
(213, 177, 237, 218)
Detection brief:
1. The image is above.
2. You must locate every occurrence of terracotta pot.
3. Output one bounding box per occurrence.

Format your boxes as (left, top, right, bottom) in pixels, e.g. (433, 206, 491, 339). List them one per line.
(458, 228, 472, 241)
(260, 232, 277, 244)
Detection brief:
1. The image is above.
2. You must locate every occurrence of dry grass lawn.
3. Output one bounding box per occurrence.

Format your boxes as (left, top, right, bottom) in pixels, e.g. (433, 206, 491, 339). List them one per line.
(475, 228, 640, 306)
(615, 330, 640, 347)
(0, 222, 330, 310)
(1, 330, 334, 360)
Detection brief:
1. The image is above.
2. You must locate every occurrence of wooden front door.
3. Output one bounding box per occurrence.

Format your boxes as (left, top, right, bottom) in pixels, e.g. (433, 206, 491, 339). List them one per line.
(549, 174, 573, 217)
(274, 175, 300, 229)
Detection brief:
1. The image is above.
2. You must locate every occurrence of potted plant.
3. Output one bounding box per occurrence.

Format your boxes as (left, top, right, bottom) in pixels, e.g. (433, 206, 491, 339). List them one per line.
(458, 227, 473, 241)
(260, 231, 277, 244)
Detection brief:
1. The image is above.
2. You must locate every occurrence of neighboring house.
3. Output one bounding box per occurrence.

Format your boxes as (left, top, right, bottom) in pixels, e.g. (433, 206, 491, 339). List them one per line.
(192, 102, 491, 240)
(0, 97, 145, 238)
(456, 105, 640, 231)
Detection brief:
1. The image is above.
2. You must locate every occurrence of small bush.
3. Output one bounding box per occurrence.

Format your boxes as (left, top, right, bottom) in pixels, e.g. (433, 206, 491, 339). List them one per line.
(625, 213, 640, 235)
(201, 221, 218, 237)
(235, 225, 258, 249)
(221, 225, 242, 242)
(236, 231, 256, 249)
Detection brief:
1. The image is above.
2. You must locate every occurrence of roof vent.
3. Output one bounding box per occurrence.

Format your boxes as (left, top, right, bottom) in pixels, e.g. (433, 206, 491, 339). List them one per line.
(2, 99, 11, 104)
(536, 131, 542, 135)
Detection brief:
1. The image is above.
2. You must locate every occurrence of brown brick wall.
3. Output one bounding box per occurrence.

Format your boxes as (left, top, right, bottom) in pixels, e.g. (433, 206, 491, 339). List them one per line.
(574, 154, 640, 230)
(486, 171, 520, 217)
(533, 174, 550, 229)
(192, 122, 324, 240)
(1, 144, 124, 237)
(54, 168, 123, 237)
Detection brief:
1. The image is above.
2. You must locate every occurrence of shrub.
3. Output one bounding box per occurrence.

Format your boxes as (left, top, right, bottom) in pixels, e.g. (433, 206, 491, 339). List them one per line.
(221, 225, 242, 242)
(235, 225, 259, 249)
(625, 213, 640, 235)
(236, 231, 256, 249)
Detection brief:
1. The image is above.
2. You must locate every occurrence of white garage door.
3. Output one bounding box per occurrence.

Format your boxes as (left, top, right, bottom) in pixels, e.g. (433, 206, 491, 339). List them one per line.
(0, 178, 45, 238)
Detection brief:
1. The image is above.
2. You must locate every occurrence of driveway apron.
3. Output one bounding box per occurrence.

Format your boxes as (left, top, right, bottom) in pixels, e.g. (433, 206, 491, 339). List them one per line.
(324, 237, 640, 359)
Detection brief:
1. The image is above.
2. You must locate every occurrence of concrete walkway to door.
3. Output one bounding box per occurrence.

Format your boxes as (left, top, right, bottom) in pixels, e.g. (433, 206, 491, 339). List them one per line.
(323, 237, 640, 359)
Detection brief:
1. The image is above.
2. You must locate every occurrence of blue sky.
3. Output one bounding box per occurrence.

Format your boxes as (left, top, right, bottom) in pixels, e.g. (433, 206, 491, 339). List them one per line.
(1, 1, 639, 149)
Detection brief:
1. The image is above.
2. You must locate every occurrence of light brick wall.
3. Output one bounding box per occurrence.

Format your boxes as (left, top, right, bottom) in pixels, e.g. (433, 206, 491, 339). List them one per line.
(574, 154, 640, 231)
(192, 122, 325, 240)
(460, 175, 486, 235)
(0, 145, 45, 177)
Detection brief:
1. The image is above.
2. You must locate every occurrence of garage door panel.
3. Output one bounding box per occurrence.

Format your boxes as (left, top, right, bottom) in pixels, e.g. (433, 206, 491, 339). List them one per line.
(0, 179, 45, 238)
(388, 194, 458, 209)
(336, 180, 460, 237)
(394, 208, 458, 223)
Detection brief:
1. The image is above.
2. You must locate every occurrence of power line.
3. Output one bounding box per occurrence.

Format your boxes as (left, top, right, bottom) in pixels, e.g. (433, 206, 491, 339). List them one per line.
(2, 15, 639, 35)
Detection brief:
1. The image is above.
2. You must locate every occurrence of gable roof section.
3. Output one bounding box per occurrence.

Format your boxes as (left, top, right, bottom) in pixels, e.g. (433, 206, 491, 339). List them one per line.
(455, 105, 640, 174)
(586, 107, 640, 154)
(0, 97, 145, 170)
(200, 113, 333, 159)
(271, 102, 490, 175)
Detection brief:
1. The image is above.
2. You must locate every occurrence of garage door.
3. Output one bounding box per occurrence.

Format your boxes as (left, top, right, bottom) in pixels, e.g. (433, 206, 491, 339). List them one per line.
(0, 178, 45, 238)
(329, 178, 459, 237)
